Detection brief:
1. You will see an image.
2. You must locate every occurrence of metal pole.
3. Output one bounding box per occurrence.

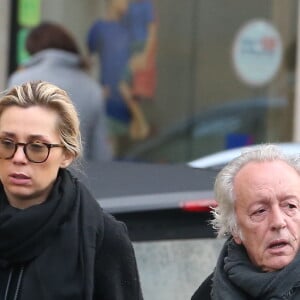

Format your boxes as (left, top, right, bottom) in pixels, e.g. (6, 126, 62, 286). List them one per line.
(293, 1, 300, 141)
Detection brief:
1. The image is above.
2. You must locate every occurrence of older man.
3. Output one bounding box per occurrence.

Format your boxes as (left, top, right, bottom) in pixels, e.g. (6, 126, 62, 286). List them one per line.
(191, 144, 300, 300)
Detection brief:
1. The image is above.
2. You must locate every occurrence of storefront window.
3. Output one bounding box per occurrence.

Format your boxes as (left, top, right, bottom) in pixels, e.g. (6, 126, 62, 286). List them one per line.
(9, 0, 299, 163)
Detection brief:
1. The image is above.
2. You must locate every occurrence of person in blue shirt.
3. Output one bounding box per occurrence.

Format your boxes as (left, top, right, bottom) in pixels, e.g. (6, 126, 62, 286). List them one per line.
(87, 0, 157, 155)
(123, 0, 157, 90)
(120, 0, 157, 139)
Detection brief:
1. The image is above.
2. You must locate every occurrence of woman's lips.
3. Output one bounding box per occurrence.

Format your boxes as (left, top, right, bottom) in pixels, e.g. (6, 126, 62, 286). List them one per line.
(9, 173, 31, 185)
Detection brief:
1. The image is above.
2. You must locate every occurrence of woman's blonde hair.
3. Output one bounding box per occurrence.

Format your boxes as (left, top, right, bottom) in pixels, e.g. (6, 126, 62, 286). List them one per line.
(0, 80, 82, 161)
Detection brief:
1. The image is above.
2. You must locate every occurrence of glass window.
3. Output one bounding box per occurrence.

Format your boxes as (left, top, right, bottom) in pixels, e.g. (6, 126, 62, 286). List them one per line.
(9, 0, 298, 164)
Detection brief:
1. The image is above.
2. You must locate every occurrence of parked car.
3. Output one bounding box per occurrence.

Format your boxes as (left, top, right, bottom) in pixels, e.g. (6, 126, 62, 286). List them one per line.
(74, 161, 223, 300)
(189, 142, 300, 169)
(123, 97, 286, 163)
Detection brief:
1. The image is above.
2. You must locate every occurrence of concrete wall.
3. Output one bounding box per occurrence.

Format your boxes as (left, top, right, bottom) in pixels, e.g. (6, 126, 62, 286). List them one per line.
(134, 238, 224, 300)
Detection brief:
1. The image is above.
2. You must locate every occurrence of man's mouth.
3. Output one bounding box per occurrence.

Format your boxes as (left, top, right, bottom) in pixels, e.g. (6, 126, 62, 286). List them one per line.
(268, 240, 289, 249)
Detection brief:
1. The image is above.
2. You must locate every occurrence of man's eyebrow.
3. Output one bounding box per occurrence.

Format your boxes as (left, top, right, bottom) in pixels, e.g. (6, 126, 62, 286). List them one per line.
(0, 131, 15, 137)
(280, 195, 300, 201)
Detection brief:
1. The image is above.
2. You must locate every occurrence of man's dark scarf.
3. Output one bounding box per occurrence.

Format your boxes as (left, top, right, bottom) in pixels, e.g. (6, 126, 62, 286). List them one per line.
(211, 238, 300, 299)
(0, 169, 103, 299)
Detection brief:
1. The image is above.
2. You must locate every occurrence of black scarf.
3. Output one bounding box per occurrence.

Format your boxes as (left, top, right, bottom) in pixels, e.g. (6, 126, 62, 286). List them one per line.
(0, 169, 75, 265)
(0, 169, 103, 299)
(212, 238, 300, 299)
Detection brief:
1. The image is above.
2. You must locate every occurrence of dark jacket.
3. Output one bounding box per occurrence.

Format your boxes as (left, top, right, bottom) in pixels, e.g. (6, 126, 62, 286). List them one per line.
(0, 169, 143, 300)
(191, 273, 213, 300)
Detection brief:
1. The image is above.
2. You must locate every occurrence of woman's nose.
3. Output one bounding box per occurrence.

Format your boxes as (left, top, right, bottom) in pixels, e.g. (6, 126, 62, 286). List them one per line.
(11, 145, 27, 163)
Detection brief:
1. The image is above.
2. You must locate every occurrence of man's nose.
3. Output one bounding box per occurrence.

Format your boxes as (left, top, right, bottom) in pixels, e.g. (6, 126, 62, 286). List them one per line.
(270, 206, 287, 230)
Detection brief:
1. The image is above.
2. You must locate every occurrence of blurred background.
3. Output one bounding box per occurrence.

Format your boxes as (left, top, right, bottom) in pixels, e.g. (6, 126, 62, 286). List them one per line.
(1, 0, 299, 164)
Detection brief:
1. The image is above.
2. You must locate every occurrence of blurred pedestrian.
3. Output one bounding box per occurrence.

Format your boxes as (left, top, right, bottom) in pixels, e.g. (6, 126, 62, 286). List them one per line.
(87, 0, 155, 156)
(8, 22, 113, 162)
(0, 80, 143, 299)
(120, 0, 157, 140)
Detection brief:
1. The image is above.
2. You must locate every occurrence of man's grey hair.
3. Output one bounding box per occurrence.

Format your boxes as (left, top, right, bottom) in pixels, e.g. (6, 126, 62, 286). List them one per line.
(211, 144, 300, 238)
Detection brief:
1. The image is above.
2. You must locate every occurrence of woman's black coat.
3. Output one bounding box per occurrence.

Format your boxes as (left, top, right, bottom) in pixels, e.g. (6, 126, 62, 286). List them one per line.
(0, 169, 143, 300)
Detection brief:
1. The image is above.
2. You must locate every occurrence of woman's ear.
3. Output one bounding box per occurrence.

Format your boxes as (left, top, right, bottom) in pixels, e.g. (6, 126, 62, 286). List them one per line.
(60, 150, 74, 168)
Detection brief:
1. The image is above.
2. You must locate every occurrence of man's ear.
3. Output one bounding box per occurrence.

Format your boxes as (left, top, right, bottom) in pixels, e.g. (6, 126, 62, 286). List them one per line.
(232, 227, 242, 244)
(233, 234, 242, 245)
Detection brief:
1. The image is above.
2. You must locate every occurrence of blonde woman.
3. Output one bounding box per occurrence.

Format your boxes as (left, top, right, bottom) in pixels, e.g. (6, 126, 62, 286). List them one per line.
(0, 81, 143, 299)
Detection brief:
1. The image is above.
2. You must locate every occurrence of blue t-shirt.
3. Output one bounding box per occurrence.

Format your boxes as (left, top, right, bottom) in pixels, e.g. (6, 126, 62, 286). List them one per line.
(87, 20, 131, 123)
(125, 0, 155, 44)
(87, 1, 155, 123)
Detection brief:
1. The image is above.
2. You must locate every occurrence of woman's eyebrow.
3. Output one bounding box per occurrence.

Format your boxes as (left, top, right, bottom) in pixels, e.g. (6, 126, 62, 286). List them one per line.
(0, 132, 49, 140)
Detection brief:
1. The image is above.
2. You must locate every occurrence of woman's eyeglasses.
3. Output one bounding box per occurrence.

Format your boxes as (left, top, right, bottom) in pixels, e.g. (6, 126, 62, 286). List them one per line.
(0, 139, 64, 163)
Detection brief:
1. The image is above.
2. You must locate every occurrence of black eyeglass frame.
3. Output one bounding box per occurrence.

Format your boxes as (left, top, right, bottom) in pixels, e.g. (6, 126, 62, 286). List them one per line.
(0, 140, 65, 163)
